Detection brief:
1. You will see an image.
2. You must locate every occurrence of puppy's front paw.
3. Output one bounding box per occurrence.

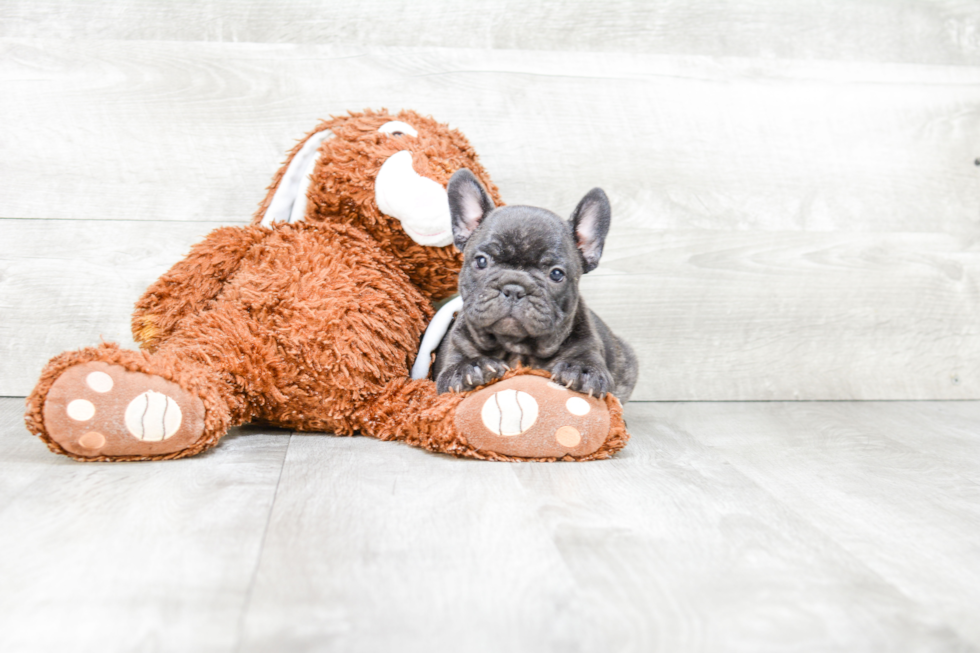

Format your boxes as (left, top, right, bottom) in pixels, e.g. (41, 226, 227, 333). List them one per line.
(438, 358, 510, 393)
(550, 360, 613, 398)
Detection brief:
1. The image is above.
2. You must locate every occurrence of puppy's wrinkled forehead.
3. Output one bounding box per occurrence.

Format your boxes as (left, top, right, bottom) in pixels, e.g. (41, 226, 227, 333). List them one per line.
(477, 207, 574, 266)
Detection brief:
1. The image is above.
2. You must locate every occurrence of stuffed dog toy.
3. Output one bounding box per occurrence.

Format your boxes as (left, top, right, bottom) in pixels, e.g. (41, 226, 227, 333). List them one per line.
(25, 109, 630, 462)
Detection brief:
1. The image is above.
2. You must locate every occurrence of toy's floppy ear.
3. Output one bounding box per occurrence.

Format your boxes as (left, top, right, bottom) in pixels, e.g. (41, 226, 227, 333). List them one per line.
(570, 188, 611, 273)
(260, 129, 334, 227)
(448, 169, 495, 251)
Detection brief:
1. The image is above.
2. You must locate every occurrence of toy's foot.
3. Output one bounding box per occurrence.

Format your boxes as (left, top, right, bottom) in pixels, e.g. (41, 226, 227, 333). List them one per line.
(42, 361, 206, 459)
(455, 375, 611, 459)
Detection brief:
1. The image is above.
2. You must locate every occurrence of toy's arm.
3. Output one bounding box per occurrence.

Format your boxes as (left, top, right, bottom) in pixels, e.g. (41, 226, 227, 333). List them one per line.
(132, 225, 269, 352)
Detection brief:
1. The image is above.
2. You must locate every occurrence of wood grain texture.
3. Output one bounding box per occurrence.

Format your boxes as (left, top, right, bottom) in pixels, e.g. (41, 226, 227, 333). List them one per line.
(3, 15, 980, 401)
(2, 0, 979, 66)
(584, 230, 980, 400)
(3, 398, 980, 651)
(4, 219, 977, 400)
(197, 402, 978, 651)
(2, 39, 978, 235)
(509, 402, 978, 652)
(237, 435, 600, 652)
(0, 398, 47, 516)
(4, 3, 980, 651)
(0, 396, 291, 652)
(645, 400, 980, 646)
(0, 219, 220, 397)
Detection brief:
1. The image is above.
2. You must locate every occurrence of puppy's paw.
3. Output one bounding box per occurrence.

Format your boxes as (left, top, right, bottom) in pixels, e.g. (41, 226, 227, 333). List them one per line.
(438, 358, 510, 393)
(550, 360, 613, 398)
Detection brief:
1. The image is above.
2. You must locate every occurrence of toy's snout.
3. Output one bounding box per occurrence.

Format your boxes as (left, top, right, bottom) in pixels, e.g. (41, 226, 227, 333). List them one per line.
(374, 149, 453, 248)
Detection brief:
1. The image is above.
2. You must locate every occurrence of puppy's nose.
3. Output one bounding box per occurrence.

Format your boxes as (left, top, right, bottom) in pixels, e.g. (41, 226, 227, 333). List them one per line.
(500, 284, 527, 300)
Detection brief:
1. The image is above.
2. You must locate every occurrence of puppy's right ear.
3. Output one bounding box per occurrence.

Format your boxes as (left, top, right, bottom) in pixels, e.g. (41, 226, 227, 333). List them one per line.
(447, 168, 494, 251)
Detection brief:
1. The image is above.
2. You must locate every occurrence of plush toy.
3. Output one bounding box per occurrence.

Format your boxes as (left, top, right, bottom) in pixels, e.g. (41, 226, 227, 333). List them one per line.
(25, 109, 629, 462)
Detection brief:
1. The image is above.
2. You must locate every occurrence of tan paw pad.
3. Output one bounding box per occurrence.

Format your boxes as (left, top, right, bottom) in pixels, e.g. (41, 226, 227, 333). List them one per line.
(456, 375, 610, 459)
(43, 361, 206, 459)
(86, 371, 114, 393)
(78, 431, 106, 449)
(125, 391, 182, 441)
(66, 399, 95, 421)
(480, 389, 538, 436)
(554, 426, 582, 447)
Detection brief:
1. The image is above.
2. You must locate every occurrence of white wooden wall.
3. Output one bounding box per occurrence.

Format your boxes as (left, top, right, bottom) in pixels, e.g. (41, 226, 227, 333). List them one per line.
(2, 1, 979, 400)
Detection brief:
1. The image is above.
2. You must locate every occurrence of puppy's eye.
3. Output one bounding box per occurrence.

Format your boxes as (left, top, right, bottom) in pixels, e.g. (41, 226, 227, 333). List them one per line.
(475, 255, 488, 269)
(549, 268, 565, 282)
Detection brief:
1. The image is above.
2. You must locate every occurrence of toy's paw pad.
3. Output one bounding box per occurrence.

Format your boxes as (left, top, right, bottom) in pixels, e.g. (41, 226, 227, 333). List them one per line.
(43, 362, 205, 459)
(456, 375, 610, 459)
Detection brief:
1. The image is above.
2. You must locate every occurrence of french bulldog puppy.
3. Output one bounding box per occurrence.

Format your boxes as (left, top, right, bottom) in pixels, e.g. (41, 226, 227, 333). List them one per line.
(433, 169, 638, 400)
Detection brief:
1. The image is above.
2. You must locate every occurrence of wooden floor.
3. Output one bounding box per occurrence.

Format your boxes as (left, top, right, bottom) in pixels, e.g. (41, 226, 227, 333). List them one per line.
(2, 397, 979, 652)
(4, 1, 980, 402)
(3, 3, 980, 652)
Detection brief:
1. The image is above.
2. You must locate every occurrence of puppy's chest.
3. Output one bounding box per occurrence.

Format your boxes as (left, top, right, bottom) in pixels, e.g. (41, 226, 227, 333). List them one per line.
(497, 350, 550, 370)
(469, 323, 557, 368)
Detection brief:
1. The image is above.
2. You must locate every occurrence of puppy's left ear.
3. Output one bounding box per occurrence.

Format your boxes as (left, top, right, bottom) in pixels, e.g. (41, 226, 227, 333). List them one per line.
(447, 168, 495, 251)
(570, 188, 611, 273)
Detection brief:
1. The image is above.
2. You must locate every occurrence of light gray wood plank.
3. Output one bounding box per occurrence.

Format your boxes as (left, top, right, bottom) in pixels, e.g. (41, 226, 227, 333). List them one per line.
(0, 397, 45, 514)
(4, 397, 980, 651)
(584, 230, 980, 400)
(2, 0, 979, 66)
(236, 403, 974, 652)
(650, 400, 980, 647)
(2, 39, 978, 235)
(0, 219, 221, 396)
(4, 220, 979, 400)
(236, 436, 611, 653)
(868, 402, 980, 467)
(0, 397, 292, 653)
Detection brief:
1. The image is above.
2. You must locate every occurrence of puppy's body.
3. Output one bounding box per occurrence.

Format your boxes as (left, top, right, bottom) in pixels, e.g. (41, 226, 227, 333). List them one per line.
(433, 172, 637, 400)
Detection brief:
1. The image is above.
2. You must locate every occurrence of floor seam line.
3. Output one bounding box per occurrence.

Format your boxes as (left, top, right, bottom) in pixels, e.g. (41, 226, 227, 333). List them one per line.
(231, 431, 292, 653)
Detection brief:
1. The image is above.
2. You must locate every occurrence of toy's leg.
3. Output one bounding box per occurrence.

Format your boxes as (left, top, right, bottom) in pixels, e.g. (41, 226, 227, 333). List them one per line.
(26, 301, 276, 461)
(355, 368, 630, 462)
(132, 225, 271, 352)
(25, 344, 232, 462)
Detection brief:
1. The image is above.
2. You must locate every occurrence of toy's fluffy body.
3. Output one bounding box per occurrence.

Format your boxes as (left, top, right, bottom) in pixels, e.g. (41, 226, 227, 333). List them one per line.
(25, 110, 630, 462)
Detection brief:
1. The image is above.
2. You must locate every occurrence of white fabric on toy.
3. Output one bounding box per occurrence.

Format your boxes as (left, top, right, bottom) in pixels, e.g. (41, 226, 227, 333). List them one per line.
(260, 129, 334, 227)
(411, 295, 463, 380)
(375, 150, 454, 247)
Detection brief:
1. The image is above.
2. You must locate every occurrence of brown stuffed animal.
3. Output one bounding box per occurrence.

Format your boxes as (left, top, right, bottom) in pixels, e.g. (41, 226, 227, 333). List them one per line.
(24, 109, 629, 462)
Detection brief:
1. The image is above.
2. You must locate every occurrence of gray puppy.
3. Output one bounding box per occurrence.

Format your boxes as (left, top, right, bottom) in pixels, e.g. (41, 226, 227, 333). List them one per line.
(433, 169, 638, 400)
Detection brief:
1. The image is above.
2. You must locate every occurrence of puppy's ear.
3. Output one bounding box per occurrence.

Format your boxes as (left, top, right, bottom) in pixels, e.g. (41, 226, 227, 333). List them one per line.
(447, 168, 494, 251)
(570, 188, 611, 273)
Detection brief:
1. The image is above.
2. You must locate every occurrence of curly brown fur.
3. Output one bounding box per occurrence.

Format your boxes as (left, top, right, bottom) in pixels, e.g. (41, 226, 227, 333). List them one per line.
(28, 109, 629, 463)
(354, 367, 629, 461)
(253, 109, 502, 301)
(148, 222, 434, 433)
(133, 225, 272, 351)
